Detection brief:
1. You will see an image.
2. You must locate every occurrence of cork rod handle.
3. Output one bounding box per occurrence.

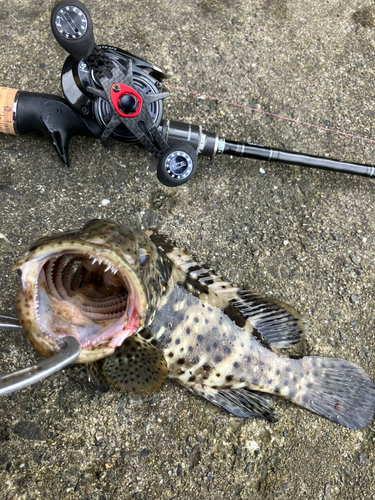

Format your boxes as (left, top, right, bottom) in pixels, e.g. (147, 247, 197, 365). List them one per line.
(0, 87, 18, 135)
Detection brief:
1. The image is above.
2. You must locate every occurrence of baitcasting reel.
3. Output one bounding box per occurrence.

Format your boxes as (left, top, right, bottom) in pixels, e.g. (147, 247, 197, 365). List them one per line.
(1, 0, 375, 186)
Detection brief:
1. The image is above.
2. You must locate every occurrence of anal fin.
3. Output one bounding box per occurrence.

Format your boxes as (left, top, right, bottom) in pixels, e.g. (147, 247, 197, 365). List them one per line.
(191, 385, 279, 422)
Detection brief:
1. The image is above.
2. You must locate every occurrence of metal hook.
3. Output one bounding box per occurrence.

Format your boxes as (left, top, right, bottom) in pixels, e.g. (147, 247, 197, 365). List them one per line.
(0, 315, 81, 396)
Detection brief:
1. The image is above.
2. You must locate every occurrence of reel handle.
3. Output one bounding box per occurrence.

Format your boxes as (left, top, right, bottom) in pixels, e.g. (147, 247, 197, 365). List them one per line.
(51, 0, 96, 60)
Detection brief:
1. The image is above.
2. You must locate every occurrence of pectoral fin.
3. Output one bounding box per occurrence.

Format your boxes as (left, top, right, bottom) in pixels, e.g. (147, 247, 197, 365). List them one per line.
(101, 333, 168, 395)
(191, 385, 279, 422)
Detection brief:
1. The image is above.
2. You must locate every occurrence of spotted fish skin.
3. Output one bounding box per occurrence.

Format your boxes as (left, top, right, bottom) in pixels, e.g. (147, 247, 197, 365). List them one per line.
(14, 221, 375, 429)
(137, 231, 375, 430)
(147, 282, 286, 391)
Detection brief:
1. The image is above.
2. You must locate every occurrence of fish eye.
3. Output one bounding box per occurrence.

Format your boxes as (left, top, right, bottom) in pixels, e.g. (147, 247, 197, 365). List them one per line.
(83, 219, 100, 229)
(139, 249, 151, 268)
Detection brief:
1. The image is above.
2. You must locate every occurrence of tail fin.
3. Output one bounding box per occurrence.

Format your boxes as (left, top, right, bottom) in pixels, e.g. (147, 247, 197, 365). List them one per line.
(291, 356, 375, 430)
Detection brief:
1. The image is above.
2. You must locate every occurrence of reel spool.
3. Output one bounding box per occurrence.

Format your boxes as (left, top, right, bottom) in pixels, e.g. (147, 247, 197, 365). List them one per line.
(61, 46, 166, 142)
(52, 0, 199, 186)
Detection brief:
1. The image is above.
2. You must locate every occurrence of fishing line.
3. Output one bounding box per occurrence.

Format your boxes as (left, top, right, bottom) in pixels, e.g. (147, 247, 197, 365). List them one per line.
(3, 0, 375, 185)
(164, 84, 375, 145)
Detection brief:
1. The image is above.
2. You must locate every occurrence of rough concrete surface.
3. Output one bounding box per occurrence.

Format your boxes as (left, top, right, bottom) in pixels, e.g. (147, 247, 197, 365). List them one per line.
(1, 0, 375, 498)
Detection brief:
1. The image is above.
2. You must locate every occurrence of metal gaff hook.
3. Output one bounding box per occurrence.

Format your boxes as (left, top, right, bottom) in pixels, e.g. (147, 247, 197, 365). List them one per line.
(0, 315, 81, 396)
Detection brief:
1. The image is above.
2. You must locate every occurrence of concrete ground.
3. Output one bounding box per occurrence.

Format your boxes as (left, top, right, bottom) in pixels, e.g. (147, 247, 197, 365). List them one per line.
(1, 0, 375, 498)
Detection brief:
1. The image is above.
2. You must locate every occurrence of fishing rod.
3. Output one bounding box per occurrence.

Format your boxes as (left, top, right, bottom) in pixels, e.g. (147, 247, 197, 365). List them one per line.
(0, 0, 374, 186)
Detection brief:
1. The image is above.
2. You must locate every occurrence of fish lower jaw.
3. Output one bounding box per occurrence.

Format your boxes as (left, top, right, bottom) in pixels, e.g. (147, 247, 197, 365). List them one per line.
(33, 291, 141, 351)
(26, 305, 141, 363)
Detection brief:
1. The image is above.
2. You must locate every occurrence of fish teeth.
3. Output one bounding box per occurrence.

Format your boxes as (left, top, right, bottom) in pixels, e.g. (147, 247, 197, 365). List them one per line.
(90, 256, 104, 266)
(104, 262, 117, 274)
(89, 254, 117, 274)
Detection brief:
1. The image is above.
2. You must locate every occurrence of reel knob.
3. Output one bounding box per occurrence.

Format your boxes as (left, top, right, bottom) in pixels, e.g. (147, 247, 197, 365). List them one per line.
(157, 142, 198, 187)
(119, 94, 139, 115)
(51, 0, 96, 60)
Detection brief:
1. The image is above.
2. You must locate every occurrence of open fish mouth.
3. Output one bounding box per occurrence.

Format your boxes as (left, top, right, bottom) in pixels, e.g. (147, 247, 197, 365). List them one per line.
(14, 243, 147, 362)
(35, 251, 139, 347)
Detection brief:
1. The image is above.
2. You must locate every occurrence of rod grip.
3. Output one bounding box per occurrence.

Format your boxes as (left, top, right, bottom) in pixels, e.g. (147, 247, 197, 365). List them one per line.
(0, 87, 18, 135)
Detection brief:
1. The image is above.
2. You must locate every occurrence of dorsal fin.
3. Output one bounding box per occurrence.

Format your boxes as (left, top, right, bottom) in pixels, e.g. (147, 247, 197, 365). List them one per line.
(149, 230, 305, 350)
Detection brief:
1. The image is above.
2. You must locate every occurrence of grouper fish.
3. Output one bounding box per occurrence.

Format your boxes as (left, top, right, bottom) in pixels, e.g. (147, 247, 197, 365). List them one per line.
(13, 219, 375, 430)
